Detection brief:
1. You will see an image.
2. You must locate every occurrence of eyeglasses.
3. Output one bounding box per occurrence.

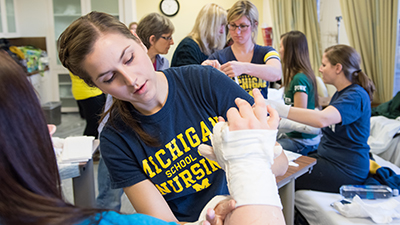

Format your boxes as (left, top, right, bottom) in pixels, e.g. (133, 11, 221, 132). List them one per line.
(227, 24, 250, 31)
(160, 36, 173, 41)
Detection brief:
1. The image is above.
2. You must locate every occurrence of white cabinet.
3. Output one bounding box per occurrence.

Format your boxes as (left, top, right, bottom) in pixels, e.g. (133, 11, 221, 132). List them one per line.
(0, 0, 18, 37)
(47, 0, 123, 112)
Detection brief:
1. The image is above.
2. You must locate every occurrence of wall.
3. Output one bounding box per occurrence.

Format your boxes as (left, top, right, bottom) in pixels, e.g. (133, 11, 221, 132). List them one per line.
(319, 0, 349, 50)
(135, 0, 265, 62)
(14, 0, 49, 37)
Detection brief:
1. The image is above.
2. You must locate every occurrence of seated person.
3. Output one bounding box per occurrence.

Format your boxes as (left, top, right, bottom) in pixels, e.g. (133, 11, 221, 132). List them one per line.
(266, 44, 376, 193)
(277, 31, 321, 155)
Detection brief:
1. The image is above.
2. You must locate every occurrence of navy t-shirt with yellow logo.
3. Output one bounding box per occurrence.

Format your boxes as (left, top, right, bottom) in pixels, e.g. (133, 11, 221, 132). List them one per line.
(100, 65, 253, 222)
(208, 44, 280, 98)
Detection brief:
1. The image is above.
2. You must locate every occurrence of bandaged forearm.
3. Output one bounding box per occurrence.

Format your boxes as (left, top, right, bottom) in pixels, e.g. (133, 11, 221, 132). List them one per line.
(212, 122, 282, 208)
(279, 118, 321, 135)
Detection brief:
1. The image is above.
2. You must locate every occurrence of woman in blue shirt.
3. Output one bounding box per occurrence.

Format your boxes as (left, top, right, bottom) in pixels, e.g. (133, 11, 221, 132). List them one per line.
(267, 44, 375, 193)
(0, 50, 285, 225)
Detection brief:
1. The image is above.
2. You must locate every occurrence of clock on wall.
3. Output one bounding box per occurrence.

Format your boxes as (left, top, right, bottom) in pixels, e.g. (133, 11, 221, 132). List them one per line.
(160, 0, 180, 17)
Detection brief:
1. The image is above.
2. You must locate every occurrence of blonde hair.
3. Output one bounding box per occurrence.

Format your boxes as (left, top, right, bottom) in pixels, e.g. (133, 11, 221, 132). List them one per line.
(189, 3, 227, 55)
(228, 0, 259, 44)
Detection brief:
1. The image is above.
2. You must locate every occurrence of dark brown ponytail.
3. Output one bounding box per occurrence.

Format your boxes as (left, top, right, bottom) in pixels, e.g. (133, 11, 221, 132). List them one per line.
(325, 45, 375, 101)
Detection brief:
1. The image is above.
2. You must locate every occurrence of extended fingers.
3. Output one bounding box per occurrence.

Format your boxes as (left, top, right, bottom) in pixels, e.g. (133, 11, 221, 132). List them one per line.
(266, 105, 280, 129)
(252, 89, 268, 125)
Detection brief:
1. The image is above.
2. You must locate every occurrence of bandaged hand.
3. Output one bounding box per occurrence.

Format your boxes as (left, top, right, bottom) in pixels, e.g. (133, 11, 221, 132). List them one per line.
(264, 99, 290, 118)
(279, 117, 321, 135)
(199, 89, 282, 208)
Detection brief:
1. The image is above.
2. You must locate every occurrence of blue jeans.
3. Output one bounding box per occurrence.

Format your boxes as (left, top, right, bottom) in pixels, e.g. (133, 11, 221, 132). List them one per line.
(96, 154, 124, 211)
(277, 135, 319, 156)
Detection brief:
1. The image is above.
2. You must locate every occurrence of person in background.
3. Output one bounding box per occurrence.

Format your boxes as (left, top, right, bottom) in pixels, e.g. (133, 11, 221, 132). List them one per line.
(171, 3, 227, 67)
(96, 12, 175, 211)
(69, 72, 106, 138)
(277, 31, 321, 155)
(58, 11, 288, 223)
(266, 44, 376, 193)
(202, 0, 282, 99)
(129, 21, 138, 34)
(136, 13, 174, 71)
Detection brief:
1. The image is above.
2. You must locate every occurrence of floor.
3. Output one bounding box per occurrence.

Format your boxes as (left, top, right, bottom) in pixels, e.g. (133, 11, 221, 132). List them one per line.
(55, 112, 135, 214)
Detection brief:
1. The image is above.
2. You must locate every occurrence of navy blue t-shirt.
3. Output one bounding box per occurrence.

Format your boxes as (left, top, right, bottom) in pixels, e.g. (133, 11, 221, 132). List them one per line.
(318, 84, 371, 181)
(100, 65, 253, 222)
(208, 44, 280, 99)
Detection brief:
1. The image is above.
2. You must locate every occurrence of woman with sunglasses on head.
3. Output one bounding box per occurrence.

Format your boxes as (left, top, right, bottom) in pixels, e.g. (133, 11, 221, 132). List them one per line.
(171, 3, 227, 67)
(58, 11, 288, 224)
(202, 0, 282, 99)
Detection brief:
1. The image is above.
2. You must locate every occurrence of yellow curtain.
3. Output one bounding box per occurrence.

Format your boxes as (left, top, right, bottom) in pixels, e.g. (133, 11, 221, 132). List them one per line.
(339, 0, 398, 103)
(269, 0, 322, 78)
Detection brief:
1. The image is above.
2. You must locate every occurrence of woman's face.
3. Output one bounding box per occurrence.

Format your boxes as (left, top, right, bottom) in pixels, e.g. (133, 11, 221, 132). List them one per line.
(279, 38, 284, 58)
(319, 53, 336, 85)
(229, 16, 253, 45)
(219, 23, 225, 35)
(83, 32, 159, 106)
(150, 33, 174, 55)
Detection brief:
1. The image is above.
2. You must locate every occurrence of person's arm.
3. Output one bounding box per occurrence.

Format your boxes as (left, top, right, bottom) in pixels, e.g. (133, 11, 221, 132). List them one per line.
(293, 92, 308, 108)
(265, 99, 342, 128)
(271, 150, 289, 177)
(202, 60, 221, 70)
(124, 181, 235, 225)
(219, 58, 282, 82)
(203, 88, 285, 225)
(288, 105, 341, 128)
(123, 180, 180, 223)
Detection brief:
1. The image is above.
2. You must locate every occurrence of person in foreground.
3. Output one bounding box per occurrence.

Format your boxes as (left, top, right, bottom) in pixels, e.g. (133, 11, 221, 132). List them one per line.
(200, 88, 285, 225)
(0, 51, 284, 225)
(57, 11, 288, 223)
(202, 0, 282, 98)
(266, 44, 376, 193)
(96, 12, 175, 210)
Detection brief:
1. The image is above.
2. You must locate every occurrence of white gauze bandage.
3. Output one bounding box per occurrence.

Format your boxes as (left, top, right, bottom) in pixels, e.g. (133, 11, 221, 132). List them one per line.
(211, 122, 282, 208)
(279, 118, 321, 135)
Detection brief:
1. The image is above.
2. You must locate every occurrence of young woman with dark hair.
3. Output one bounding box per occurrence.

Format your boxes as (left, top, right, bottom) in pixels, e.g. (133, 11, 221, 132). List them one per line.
(0, 50, 103, 225)
(266, 44, 376, 193)
(277, 30, 321, 155)
(57, 11, 288, 223)
(0, 49, 286, 225)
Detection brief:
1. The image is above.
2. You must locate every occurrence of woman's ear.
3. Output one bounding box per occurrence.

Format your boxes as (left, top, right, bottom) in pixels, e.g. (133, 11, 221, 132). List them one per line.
(149, 35, 156, 46)
(335, 63, 343, 74)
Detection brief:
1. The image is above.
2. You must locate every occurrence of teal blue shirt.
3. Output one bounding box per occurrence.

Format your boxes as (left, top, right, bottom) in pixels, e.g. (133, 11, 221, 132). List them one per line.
(283, 73, 317, 139)
(78, 211, 178, 225)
